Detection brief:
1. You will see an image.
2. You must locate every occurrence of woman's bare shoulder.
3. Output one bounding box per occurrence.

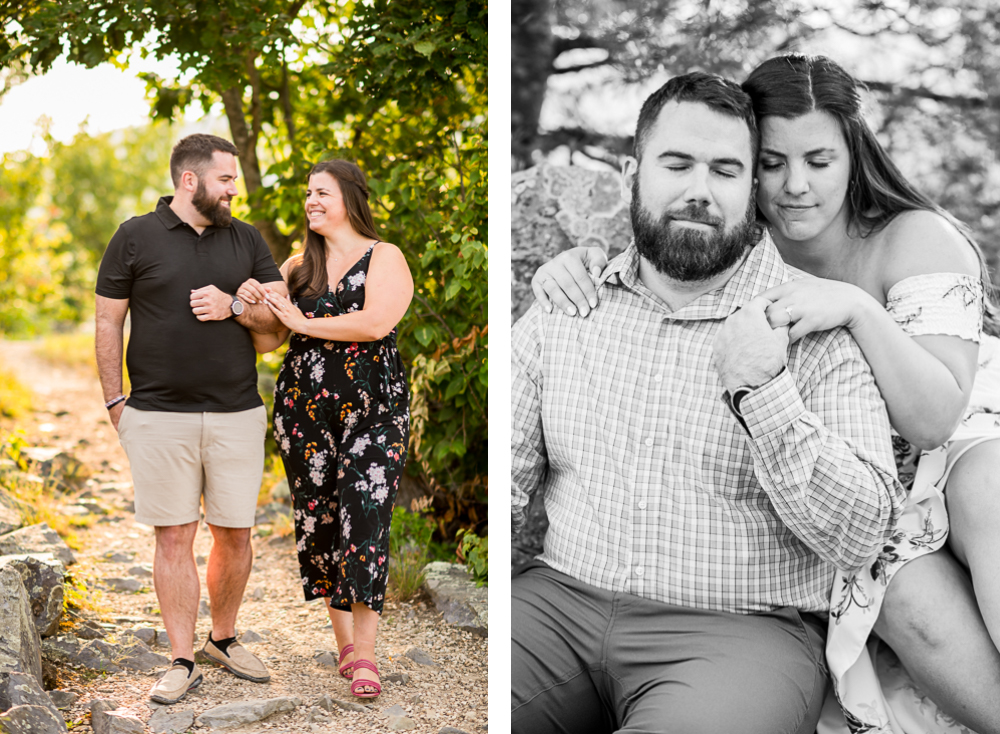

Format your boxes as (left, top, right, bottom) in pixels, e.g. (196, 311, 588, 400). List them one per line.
(878, 209, 980, 289)
(280, 252, 305, 276)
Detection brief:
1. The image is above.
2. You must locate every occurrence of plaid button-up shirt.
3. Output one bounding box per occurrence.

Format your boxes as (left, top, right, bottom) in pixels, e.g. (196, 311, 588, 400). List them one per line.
(512, 234, 904, 614)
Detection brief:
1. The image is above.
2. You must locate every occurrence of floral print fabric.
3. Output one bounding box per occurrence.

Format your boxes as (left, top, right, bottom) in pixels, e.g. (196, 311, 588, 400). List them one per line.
(823, 272, 990, 734)
(273, 242, 409, 614)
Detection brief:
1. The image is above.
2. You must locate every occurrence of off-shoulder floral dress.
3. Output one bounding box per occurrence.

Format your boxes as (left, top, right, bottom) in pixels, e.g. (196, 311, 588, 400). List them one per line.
(820, 272, 1000, 734)
(273, 242, 409, 614)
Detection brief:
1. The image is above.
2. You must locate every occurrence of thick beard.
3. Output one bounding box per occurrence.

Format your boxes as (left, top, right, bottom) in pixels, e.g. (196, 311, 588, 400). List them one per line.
(192, 179, 233, 228)
(630, 181, 759, 282)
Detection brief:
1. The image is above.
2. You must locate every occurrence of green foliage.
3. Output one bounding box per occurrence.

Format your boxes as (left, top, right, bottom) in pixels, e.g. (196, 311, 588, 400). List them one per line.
(388, 504, 436, 601)
(0, 360, 32, 418)
(456, 528, 487, 587)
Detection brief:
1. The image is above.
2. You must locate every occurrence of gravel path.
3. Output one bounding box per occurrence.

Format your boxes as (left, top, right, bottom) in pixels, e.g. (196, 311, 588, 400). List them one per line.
(0, 339, 488, 733)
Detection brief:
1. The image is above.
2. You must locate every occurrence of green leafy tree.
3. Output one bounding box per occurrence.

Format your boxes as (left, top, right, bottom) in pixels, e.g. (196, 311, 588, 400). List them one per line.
(3, 0, 488, 532)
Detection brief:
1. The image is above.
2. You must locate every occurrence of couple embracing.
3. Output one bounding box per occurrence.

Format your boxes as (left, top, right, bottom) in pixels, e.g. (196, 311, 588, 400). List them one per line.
(513, 56, 1000, 734)
(95, 134, 412, 704)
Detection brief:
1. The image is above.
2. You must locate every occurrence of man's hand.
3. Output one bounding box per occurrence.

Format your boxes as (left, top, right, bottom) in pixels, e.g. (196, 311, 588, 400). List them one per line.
(109, 402, 126, 432)
(190, 285, 234, 321)
(713, 296, 790, 393)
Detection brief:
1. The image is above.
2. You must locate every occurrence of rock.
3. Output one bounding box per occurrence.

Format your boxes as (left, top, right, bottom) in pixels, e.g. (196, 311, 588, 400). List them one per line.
(239, 630, 264, 643)
(42, 637, 120, 673)
(305, 706, 332, 723)
(198, 598, 210, 617)
(511, 163, 631, 322)
(404, 646, 438, 667)
(438, 728, 474, 734)
(121, 628, 156, 646)
(384, 672, 410, 685)
(0, 498, 22, 535)
(127, 564, 152, 578)
(0, 704, 67, 733)
(117, 640, 170, 672)
(0, 566, 43, 682)
(382, 704, 408, 717)
(34, 452, 91, 492)
(93, 709, 143, 734)
(147, 706, 194, 734)
(327, 697, 368, 713)
(88, 699, 119, 732)
(103, 577, 143, 593)
(47, 689, 78, 709)
(0, 554, 65, 638)
(75, 621, 107, 640)
(0, 671, 64, 727)
(0, 524, 75, 567)
(388, 715, 417, 731)
(409, 694, 423, 705)
(313, 693, 336, 712)
(102, 551, 134, 564)
(422, 562, 488, 636)
(250, 587, 266, 601)
(195, 555, 206, 566)
(194, 697, 301, 729)
(313, 651, 337, 668)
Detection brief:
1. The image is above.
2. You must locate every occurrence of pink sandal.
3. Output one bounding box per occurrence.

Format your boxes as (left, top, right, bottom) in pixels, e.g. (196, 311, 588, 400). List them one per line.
(350, 659, 382, 699)
(337, 644, 354, 679)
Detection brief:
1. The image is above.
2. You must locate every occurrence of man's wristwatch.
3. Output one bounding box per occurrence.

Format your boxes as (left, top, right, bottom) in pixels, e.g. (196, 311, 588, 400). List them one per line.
(230, 295, 244, 317)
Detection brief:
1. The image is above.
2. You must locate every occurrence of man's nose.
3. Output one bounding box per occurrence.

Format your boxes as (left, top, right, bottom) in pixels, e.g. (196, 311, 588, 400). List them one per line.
(683, 167, 712, 205)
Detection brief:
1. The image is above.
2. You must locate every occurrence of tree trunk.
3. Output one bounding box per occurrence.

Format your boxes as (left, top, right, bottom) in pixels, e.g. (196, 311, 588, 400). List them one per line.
(512, 0, 555, 171)
(220, 85, 295, 264)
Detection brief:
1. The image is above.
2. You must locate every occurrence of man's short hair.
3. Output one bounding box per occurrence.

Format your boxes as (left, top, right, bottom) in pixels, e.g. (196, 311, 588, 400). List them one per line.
(634, 72, 759, 163)
(169, 134, 239, 187)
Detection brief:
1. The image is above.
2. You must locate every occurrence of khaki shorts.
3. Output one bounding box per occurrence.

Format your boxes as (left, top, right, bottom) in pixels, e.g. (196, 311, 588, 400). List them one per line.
(118, 405, 266, 528)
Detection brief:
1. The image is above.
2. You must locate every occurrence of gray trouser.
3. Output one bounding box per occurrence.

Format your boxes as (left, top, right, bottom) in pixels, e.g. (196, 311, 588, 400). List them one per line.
(511, 561, 828, 734)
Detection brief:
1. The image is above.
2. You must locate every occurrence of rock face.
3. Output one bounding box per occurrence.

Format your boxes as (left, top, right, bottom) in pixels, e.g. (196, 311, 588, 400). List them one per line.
(511, 164, 632, 566)
(194, 697, 301, 729)
(511, 163, 632, 323)
(0, 524, 76, 567)
(148, 706, 195, 734)
(0, 671, 65, 729)
(0, 703, 67, 733)
(0, 554, 65, 637)
(422, 562, 487, 636)
(0, 567, 43, 683)
(41, 636, 168, 674)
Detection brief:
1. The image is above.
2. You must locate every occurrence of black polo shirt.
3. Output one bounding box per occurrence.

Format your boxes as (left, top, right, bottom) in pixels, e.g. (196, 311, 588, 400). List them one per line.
(96, 196, 283, 412)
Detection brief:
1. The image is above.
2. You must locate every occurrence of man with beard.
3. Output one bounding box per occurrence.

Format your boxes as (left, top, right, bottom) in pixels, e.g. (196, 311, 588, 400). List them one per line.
(510, 73, 905, 733)
(95, 133, 286, 704)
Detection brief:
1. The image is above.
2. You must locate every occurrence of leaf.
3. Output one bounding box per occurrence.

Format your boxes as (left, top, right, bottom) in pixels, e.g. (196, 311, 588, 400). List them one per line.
(413, 324, 435, 347)
(414, 40, 436, 58)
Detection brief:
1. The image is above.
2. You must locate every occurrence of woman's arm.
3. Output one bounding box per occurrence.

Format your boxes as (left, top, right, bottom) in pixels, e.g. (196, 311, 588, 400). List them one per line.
(265, 243, 414, 342)
(239, 259, 296, 353)
(761, 211, 981, 450)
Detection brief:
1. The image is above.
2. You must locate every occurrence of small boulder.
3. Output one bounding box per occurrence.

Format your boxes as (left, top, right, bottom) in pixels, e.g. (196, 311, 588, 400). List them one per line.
(120, 627, 156, 646)
(313, 651, 337, 668)
(103, 577, 143, 593)
(0, 703, 67, 733)
(388, 715, 417, 731)
(47, 689, 78, 709)
(404, 646, 438, 667)
(127, 565, 152, 579)
(147, 706, 194, 734)
(385, 672, 410, 685)
(0, 671, 64, 727)
(102, 551, 134, 564)
(239, 630, 265, 644)
(0, 554, 65, 638)
(93, 709, 143, 734)
(0, 524, 75, 567)
(0, 567, 43, 682)
(194, 696, 301, 729)
(328, 697, 368, 713)
(422, 561, 488, 636)
(382, 704, 408, 717)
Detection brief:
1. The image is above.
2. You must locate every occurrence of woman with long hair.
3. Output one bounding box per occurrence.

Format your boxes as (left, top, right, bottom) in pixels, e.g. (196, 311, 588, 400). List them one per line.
(239, 159, 412, 699)
(532, 55, 1000, 733)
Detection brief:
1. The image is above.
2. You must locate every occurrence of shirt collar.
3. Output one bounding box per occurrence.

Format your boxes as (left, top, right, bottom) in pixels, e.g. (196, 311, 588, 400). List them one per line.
(598, 228, 790, 320)
(155, 196, 188, 230)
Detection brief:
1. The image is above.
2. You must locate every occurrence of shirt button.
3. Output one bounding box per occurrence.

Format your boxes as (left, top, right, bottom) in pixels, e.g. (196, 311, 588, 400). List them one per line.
(653, 373, 663, 382)
(635, 567, 644, 576)
(638, 501, 647, 510)
(644, 438, 654, 447)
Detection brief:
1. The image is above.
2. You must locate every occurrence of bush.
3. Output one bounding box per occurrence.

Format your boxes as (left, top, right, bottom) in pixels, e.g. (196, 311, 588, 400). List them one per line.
(388, 499, 436, 601)
(456, 529, 487, 587)
(0, 359, 32, 418)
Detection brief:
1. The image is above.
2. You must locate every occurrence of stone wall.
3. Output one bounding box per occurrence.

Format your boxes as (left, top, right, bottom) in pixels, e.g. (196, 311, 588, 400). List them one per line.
(511, 164, 632, 566)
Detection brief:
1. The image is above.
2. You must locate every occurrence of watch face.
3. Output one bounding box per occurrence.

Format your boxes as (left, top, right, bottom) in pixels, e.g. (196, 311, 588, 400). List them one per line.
(232, 299, 244, 315)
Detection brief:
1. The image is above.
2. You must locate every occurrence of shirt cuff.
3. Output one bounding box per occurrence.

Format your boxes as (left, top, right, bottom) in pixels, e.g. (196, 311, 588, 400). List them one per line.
(724, 367, 806, 438)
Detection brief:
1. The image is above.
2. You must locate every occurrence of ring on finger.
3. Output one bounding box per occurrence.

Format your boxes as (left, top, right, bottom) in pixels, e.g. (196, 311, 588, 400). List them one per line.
(784, 306, 794, 322)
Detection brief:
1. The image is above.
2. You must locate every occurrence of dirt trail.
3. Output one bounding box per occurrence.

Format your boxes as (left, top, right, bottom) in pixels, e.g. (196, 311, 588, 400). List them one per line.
(0, 338, 487, 733)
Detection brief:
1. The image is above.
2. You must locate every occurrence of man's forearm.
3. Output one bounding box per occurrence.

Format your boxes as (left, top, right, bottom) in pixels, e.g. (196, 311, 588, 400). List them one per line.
(236, 302, 283, 333)
(95, 320, 125, 401)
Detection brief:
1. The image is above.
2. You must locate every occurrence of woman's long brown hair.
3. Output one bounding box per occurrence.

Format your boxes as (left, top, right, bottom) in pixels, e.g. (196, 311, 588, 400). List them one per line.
(288, 159, 381, 299)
